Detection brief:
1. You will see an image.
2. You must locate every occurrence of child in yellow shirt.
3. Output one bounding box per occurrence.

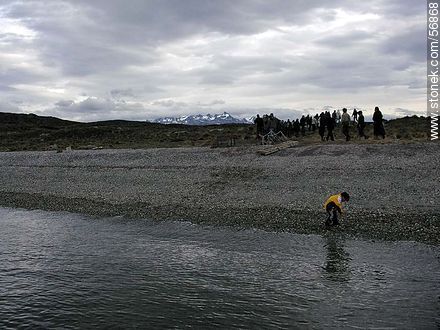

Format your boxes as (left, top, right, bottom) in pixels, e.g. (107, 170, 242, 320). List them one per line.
(323, 192, 350, 226)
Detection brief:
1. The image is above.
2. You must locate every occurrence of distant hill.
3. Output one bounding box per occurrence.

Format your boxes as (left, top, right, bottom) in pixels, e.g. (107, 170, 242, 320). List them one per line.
(0, 112, 430, 152)
(0, 112, 77, 128)
(153, 112, 252, 125)
(0, 111, 255, 151)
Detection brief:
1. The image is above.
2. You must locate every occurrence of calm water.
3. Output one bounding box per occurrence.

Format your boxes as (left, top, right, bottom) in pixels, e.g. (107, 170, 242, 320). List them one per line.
(0, 207, 439, 329)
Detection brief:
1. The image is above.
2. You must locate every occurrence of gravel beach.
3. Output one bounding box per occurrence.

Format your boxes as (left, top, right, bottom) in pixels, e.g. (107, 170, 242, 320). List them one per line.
(0, 142, 439, 244)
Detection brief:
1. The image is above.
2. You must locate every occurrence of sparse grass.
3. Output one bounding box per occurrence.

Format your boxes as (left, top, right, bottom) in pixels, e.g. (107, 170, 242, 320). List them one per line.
(0, 112, 431, 151)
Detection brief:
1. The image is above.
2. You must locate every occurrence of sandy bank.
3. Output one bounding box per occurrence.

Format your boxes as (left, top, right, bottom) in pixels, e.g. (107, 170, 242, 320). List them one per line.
(0, 142, 439, 244)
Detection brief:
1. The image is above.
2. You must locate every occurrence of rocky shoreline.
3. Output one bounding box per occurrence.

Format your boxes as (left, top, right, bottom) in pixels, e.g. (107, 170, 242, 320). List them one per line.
(0, 142, 439, 244)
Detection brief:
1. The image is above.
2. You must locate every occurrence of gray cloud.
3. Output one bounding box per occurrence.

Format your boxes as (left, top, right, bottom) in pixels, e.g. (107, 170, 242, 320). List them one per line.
(110, 88, 136, 98)
(0, 67, 46, 86)
(152, 100, 188, 108)
(0, 100, 21, 113)
(394, 107, 425, 117)
(380, 0, 426, 17)
(0, 85, 17, 92)
(48, 97, 149, 122)
(379, 25, 426, 63)
(198, 100, 226, 106)
(68, 0, 353, 39)
(317, 30, 375, 48)
(54, 100, 74, 107)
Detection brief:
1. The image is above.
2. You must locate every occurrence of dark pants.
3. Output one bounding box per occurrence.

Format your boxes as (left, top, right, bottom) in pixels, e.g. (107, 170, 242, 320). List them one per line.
(358, 125, 368, 139)
(325, 202, 340, 226)
(318, 127, 325, 141)
(326, 128, 334, 141)
(342, 123, 350, 141)
(374, 123, 385, 139)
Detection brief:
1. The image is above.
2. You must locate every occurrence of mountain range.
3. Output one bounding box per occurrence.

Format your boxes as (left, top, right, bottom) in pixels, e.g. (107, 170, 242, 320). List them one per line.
(153, 112, 252, 125)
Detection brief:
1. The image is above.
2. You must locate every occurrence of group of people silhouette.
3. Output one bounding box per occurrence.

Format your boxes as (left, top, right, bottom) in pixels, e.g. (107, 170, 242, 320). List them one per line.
(254, 106, 386, 142)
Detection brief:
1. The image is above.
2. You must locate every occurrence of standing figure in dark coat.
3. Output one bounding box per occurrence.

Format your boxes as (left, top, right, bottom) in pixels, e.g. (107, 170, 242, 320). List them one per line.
(318, 112, 326, 141)
(372, 106, 385, 139)
(300, 115, 306, 136)
(287, 119, 293, 138)
(263, 114, 270, 135)
(254, 114, 264, 139)
(352, 109, 358, 123)
(357, 111, 368, 139)
(312, 114, 319, 131)
(326, 112, 335, 141)
(307, 115, 313, 131)
(341, 108, 351, 141)
(293, 119, 300, 137)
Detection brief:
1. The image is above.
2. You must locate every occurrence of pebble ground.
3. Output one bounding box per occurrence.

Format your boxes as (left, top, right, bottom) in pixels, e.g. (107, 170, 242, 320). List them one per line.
(0, 142, 438, 244)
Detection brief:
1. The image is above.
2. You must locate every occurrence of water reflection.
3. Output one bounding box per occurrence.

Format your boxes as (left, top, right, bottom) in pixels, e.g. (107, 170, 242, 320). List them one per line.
(1, 208, 439, 329)
(323, 236, 351, 282)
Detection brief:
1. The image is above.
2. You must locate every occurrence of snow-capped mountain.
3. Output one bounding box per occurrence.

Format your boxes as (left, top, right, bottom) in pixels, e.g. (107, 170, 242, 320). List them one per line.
(153, 112, 252, 125)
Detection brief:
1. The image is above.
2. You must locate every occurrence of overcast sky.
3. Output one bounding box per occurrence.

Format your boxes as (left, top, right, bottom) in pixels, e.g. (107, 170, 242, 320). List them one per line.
(0, 0, 426, 121)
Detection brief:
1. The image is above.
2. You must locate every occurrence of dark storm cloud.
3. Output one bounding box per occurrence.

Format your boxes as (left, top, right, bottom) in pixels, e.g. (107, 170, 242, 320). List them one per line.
(4, 0, 362, 53)
(0, 67, 46, 85)
(379, 0, 426, 17)
(71, 0, 352, 39)
(54, 100, 74, 107)
(49, 97, 149, 122)
(73, 97, 112, 112)
(4, 1, 159, 76)
(379, 25, 426, 63)
(252, 50, 395, 90)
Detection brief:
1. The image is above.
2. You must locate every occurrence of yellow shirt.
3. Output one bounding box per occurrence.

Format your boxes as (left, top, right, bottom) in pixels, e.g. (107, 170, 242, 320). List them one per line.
(323, 193, 343, 210)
